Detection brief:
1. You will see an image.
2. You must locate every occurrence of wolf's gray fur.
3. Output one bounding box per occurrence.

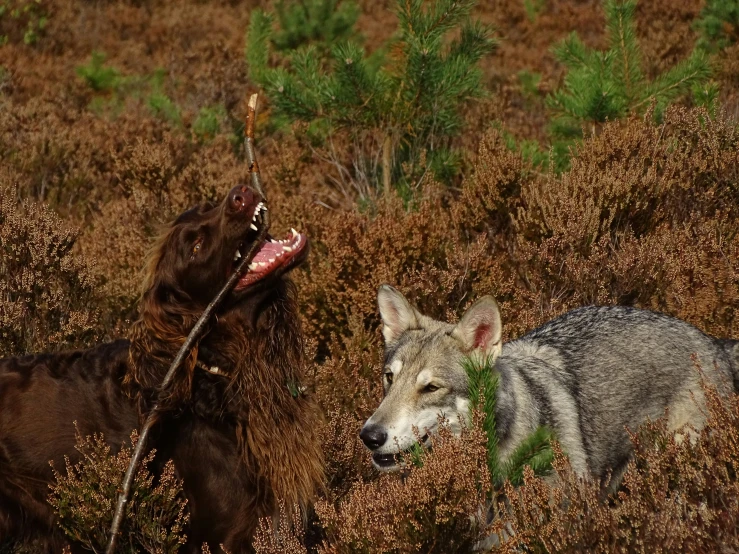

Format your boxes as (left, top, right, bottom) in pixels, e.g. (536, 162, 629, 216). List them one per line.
(360, 285, 739, 486)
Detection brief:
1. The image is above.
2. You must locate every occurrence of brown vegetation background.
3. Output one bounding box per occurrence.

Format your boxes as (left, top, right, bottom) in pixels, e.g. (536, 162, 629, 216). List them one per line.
(1, 0, 738, 552)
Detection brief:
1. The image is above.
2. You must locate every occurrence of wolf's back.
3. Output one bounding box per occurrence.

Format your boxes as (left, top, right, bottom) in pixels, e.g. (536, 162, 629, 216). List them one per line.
(723, 340, 739, 392)
(499, 306, 736, 481)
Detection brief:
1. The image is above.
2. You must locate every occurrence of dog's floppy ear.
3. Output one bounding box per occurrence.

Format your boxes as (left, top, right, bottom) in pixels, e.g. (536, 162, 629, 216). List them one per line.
(377, 285, 419, 345)
(452, 296, 502, 359)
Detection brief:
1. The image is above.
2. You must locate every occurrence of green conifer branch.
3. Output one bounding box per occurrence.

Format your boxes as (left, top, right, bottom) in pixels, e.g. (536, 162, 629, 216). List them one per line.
(694, 0, 739, 52)
(464, 356, 554, 488)
(501, 426, 555, 486)
(546, 0, 713, 170)
(606, 0, 643, 104)
(635, 50, 712, 115)
(245, 10, 273, 84)
(246, 0, 495, 191)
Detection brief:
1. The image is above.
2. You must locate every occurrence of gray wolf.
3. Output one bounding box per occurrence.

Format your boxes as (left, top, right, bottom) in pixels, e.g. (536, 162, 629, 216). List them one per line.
(360, 285, 739, 486)
(0, 184, 323, 553)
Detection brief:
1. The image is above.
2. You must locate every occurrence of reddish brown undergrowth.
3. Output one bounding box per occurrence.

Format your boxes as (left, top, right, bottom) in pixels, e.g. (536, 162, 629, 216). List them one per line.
(1, 0, 738, 552)
(502, 384, 739, 553)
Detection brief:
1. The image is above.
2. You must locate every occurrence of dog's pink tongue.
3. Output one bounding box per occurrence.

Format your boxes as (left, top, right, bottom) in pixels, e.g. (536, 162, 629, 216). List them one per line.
(252, 242, 284, 263)
(236, 232, 305, 289)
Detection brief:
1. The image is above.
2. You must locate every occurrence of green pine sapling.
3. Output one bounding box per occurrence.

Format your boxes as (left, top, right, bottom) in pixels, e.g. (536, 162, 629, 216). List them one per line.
(548, 0, 712, 142)
(464, 355, 555, 487)
(246, 0, 496, 198)
(408, 354, 554, 488)
(694, 0, 739, 53)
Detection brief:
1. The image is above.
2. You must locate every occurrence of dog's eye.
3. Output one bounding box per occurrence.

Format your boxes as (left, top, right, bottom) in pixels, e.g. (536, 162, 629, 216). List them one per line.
(423, 384, 439, 393)
(191, 239, 203, 258)
(384, 372, 393, 385)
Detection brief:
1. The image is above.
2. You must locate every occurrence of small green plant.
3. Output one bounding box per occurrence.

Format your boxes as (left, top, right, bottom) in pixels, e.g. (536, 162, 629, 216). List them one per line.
(548, 0, 711, 140)
(271, 0, 360, 53)
(0, 0, 48, 46)
(76, 51, 122, 92)
(77, 56, 187, 128)
(147, 91, 181, 126)
(49, 427, 188, 554)
(694, 0, 739, 53)
(192, 105, 226, 142)
(146, 69, 182, 126)
(518, 69, 542, 100)
(523, 0, 545, 23)
(247, 0, 496, 197)
(464, 355, 554, 487)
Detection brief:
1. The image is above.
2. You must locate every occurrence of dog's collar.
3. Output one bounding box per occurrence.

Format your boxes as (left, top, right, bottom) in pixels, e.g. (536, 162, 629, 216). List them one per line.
(195, 357, 308, 397)
(195, 358, 228, 377)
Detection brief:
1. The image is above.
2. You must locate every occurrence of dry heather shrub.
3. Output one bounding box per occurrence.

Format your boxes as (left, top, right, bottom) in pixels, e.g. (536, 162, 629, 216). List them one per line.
(314, 419, 494, 554)
(310, 330, 380, 503)
(486, 107, 739, 331)
(317, 407, 377, 503)
(291, 182, 512, 355)
(49, 428, 188, 554)
(0, 100, 144, 211)
(0, 178, 102, 357)
(303, 325, 379, 503)
(310, 311, 381, 410)
(516, 107, 739, 249)
(507, 217, 739, 337)
(502, 384, 739, 553)
(80, 133, 248, 318)
(454, 128, 528, 236)
(252, 503, 308, 554)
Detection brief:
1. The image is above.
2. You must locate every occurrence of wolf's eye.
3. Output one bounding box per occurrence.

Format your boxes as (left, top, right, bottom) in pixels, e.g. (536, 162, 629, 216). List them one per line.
(384, 372, 393, 385)
(423, 384, 439, 393)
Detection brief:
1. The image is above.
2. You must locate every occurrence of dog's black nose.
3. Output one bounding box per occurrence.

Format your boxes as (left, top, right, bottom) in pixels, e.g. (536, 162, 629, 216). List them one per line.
(359, 423, 387, 450)
(229, 185, 255, 212)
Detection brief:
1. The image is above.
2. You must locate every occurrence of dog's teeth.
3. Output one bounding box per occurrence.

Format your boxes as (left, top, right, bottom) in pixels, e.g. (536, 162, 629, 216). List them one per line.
(258, 262, 267, 267)
(250, 223, 257, 231)
(283, 245, 293, 252)
(268, 258, 275, 263)
(291, 228, 298, 238)
(276, 250, 283, 257)
(248, 262, 257, 270)
(234, 251, 242, 261)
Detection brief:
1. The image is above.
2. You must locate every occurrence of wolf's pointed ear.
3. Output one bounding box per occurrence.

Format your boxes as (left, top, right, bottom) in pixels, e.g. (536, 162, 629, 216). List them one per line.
(452, 296, 502, 359)
(377, 285, 419, 345)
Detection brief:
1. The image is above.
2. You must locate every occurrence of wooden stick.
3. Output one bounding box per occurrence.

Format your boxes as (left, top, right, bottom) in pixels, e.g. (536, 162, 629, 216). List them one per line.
(106, 94, 266, 554)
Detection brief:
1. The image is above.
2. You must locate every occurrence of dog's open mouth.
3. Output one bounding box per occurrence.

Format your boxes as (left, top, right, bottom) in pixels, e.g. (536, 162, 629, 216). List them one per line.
(371, 434, 430, 470)
(232, 202, 308, 290)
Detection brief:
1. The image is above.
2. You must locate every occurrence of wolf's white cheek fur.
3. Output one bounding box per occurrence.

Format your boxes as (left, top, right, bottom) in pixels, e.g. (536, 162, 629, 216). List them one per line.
(451, 397, 472, 433)
(377, 399, 462, 454)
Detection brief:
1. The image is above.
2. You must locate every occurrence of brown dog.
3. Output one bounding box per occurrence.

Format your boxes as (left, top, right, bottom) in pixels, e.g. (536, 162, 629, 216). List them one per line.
(0, 185, 323, 552)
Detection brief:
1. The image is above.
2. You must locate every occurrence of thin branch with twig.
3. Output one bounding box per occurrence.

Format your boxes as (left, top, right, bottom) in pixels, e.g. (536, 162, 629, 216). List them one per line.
(105, 94, 268, 554)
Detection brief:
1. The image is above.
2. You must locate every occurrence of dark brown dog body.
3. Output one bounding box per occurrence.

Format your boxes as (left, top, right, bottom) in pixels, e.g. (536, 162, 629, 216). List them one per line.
(0, 185, 323, 552)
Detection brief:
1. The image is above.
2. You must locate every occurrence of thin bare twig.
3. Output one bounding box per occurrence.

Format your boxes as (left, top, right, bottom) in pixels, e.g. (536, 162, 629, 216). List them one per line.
(105, 94, 267, 554)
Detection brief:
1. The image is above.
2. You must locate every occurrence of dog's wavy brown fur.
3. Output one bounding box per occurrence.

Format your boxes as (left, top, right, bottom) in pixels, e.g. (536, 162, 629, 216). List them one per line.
(0, 189, 324, 552)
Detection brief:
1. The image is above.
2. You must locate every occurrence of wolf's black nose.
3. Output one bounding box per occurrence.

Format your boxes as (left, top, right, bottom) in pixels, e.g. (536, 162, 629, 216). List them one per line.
(359, 423, 387, 450)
